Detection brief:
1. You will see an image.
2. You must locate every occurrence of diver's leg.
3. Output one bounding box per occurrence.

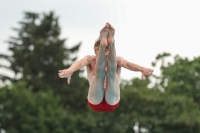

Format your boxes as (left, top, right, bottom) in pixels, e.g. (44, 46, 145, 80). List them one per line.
(105, 42, 121, 105)
(105, 24, 120, 105)
(87, 24, 109, 104)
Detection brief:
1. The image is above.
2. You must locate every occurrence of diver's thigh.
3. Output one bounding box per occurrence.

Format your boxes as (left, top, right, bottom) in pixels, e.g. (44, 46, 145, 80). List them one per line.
(105, 76, 120, 105)
(87, 76, 105, 104)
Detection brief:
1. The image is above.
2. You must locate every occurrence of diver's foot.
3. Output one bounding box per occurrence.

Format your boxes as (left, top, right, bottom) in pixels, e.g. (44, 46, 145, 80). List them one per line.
(107, 23, 115, 45)
(100, 23, 109, 47)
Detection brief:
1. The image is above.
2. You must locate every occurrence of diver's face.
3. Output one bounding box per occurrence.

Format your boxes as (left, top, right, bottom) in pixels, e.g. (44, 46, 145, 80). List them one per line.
(94, 48, 109, 62)
(105, 49, 109, 62)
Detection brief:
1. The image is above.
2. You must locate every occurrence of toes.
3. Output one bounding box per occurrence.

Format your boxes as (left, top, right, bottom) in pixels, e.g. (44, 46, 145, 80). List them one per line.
(101, 24, 109, 30)
(100, 27, 108, 35)
(109, 24, 115, 31)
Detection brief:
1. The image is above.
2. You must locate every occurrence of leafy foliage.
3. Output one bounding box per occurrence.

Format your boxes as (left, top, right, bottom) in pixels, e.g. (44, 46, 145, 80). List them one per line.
(0, 11, 83, 92)
(0, 11, 89, 112)
(152, 53, 200, 104)
(0, 82, 77, 133)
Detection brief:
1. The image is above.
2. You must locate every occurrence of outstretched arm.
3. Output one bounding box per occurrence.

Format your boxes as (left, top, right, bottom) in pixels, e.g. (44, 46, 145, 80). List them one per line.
(117, 56, 153, 80)
(58, 55, 91, 84)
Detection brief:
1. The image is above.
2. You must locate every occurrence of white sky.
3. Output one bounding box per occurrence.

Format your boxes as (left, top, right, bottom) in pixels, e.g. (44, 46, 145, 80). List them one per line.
(0, 0, 200, 80)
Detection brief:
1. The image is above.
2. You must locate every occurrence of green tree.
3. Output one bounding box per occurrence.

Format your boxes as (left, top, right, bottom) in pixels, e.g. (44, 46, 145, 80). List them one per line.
(152, 52, 200, 103)
(118, 78, 200, 133)
(0, 11, 83, 92)
(0, 11, 89, 112)
(0, 82, 78, 133)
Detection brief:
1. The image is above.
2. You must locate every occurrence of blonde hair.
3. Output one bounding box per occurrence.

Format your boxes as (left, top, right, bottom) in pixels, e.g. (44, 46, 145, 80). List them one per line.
(93, 37, 109, 51)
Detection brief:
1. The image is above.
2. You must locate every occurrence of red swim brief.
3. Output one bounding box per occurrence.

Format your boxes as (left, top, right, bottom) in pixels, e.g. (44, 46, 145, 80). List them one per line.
(88, 98, 120, 112)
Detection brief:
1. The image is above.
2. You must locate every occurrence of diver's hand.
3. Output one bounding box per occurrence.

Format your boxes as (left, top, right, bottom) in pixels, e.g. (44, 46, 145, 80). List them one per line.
(141, 67, 154, 80)
(58, 69, 73, 84)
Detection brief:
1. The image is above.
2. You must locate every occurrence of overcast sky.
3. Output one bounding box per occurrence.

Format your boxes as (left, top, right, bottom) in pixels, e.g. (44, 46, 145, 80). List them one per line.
(0, 0, 200, 80)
